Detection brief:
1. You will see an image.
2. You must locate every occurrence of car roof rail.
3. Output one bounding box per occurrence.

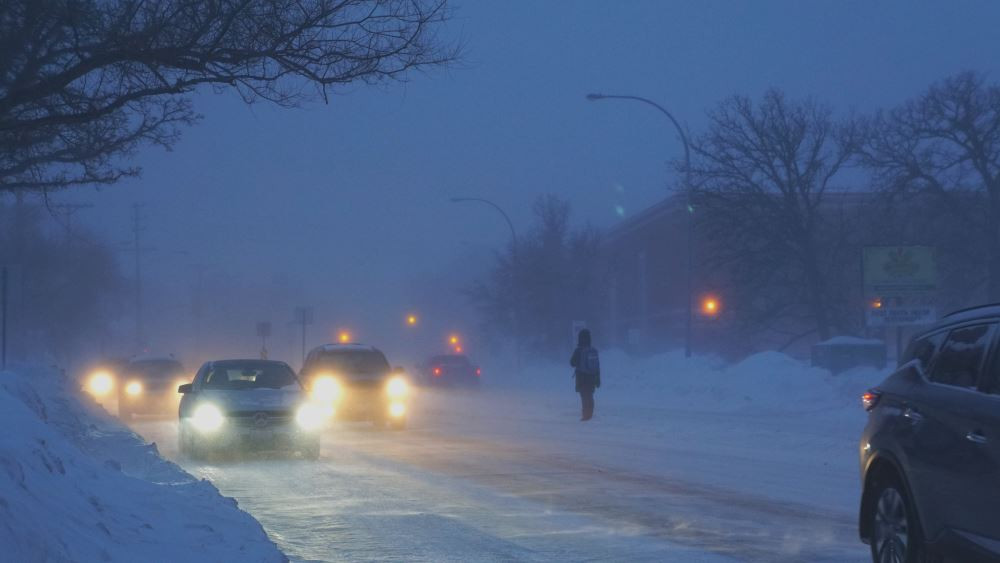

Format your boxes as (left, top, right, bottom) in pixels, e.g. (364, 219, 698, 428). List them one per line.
(943, 303, 1000, 318)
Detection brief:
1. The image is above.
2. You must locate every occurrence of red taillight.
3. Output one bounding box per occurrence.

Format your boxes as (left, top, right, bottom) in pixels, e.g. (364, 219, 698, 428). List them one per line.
(433, 367, 441, 377)
(862, 390, 881, 412)
(475, 368, 481, 376)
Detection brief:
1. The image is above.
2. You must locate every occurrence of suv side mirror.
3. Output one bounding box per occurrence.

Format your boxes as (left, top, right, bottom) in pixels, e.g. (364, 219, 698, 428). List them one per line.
(178, 383, 193, 394)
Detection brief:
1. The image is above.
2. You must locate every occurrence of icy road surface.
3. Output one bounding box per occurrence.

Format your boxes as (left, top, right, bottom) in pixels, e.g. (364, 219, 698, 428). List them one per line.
(132, 385, 867, 562)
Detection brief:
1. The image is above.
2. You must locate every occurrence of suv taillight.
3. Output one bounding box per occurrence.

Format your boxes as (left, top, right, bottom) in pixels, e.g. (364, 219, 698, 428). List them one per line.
(862, 389, 881, 412)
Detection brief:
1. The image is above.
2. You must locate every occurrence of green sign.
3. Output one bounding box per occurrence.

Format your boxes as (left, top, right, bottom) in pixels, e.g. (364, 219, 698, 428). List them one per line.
(863, 246, 937, 295)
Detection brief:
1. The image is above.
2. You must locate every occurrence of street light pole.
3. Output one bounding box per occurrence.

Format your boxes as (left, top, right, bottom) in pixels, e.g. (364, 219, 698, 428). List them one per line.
(586, 93, 695, 358)
(450, 197, 521, 370)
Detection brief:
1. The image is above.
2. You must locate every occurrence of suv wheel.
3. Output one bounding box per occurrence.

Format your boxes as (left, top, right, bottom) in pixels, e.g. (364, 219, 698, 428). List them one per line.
(871, 480, 923, 563)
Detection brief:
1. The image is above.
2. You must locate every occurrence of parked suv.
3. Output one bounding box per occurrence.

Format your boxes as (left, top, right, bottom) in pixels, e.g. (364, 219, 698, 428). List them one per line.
(859, 304, 1000, 562)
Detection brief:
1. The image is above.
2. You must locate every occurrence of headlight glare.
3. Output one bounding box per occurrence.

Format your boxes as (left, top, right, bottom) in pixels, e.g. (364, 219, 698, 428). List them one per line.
(296, 403, 329, 431)
(386, 376, 408, 398)
(191, 403, 224, 433)
(125, 381, 143, 396)
(311, 375, 342, 403)
(87, 371, 114, 396)
(389, 402, 406, 418)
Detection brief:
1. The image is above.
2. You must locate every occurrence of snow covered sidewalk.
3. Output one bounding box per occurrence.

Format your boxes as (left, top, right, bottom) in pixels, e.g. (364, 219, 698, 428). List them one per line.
(421, 349, 890, 515)
(0, 365, 285, 563)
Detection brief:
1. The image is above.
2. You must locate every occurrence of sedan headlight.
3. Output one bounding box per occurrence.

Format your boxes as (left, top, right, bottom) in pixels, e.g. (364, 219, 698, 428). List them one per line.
(191, 403, 225, 433)
(310, 375, 342, 403)
(386, 376, 408, 399)
(296, 403, 330, 431)
(125, 381, 143, 396)
(87, 371, 114, 396)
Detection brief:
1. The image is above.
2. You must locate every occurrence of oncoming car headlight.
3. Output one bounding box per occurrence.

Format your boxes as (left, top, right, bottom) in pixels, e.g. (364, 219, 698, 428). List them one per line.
(386, 376, 408, 399)
(87, 371, 114, 396)
(191, 403, 224, 433)
(125, 381, 143, 396)
(296, 403, 330, 431)
(310, 375, 342, 403)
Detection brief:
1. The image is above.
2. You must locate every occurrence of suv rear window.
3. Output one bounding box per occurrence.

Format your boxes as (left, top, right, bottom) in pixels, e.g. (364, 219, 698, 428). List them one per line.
(927, 324, 995, 389)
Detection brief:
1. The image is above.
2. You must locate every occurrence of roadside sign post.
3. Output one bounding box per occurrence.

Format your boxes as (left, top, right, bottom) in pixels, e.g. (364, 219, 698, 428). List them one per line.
(256, 321, 272, 360)
(862, 246, 938, 359)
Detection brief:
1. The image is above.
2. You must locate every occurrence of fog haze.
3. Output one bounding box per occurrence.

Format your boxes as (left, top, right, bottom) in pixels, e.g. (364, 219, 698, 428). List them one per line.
(57, 0, 1000, 361)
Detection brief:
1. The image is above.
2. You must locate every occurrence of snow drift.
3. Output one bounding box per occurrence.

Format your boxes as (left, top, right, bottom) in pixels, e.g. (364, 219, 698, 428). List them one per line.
(0, 365, 285, 563)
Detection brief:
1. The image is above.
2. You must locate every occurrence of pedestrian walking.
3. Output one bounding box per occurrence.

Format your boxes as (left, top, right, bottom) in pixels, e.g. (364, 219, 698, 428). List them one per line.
(569, 329, 600, 421)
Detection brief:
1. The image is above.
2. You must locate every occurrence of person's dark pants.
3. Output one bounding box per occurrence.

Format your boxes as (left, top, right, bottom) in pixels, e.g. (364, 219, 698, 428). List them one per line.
(579, 385, 595, 420)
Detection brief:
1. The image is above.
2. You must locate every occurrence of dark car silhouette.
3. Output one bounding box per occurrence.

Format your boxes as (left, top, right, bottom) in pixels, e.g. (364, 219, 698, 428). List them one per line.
(859, 304, 1000, 562)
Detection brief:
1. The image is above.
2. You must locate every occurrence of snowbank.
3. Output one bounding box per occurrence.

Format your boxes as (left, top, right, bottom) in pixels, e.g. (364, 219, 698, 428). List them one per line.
(488, 347, 887, 415)
(0, 365, 285, 563)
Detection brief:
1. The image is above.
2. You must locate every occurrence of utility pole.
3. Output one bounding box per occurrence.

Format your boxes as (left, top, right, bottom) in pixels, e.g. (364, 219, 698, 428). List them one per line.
(1, 265, 7, 370)
(48, 203, 94, 246)
(130, 204, 147, 353)
(294, 307, 314, 366)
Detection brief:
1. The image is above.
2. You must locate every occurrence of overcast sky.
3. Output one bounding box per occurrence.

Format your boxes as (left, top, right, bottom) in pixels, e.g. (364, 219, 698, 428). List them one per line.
(61, 0, 1000, 359)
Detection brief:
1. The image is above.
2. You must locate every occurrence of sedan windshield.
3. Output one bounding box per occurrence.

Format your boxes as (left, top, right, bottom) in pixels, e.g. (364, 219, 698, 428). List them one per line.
(203, 362, 299, 390)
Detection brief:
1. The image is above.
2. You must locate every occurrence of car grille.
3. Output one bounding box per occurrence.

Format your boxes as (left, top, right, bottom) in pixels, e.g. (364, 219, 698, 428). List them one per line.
(227, 409, 294, 428)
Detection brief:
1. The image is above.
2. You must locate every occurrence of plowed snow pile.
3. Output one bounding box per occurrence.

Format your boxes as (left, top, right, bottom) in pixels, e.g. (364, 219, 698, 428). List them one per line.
(0, 365, 285, 563)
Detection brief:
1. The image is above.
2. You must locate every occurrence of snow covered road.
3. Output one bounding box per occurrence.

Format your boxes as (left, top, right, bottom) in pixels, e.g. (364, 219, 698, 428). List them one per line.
(132, 382, 869, 562)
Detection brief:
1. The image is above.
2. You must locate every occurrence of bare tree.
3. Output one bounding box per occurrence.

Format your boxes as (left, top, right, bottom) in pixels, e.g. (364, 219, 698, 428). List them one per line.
(688, 89, 860, 343)
(0, 0, 456, 194)
(860, 71, 1000, 299)
(466, 195, 603, 359)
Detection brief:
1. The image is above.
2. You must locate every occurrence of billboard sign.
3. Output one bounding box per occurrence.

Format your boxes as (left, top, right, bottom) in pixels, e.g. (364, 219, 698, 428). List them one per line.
(863, 246, 937, 294)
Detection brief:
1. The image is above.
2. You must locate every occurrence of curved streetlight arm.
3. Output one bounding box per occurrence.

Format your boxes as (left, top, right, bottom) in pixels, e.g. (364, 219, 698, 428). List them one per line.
(587, 92, 696, 358)
(450, 196, 522, 372)
(449, 197, 519, 250)
(586, 93, 691, 177)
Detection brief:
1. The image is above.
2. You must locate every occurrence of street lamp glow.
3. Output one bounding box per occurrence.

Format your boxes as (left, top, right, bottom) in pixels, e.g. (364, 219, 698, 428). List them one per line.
(449, 334, 459, 345)
(406, 314, 418, 326)
(338, 331, 351, 343)
(701, 296, 721, 316)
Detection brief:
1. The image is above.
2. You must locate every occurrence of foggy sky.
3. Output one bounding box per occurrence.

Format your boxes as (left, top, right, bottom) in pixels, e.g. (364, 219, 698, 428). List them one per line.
(58, 0, 1000, 361)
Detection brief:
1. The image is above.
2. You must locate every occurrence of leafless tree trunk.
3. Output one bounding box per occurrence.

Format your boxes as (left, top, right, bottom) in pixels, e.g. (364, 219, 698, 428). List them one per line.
(0, 0, 456, 195)
(687, 89, 860, 342)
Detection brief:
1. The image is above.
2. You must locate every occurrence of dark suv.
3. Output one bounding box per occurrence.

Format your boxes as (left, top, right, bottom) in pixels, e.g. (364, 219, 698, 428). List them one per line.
(859, 305, 1000, 562)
